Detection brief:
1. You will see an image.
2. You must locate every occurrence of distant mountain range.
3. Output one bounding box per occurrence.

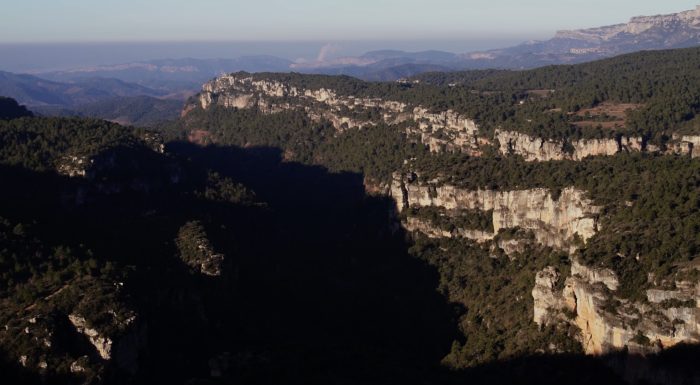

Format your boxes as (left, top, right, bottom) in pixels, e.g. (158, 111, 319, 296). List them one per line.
(459, 5, 700, 68)
(0, 71, 168, 106)
(2, 6, 700, 126)
(0, 71, 184, 126)
(299, 6, 700, 76)
(24, 6, 700, 87)
(35, 56, 295, 92)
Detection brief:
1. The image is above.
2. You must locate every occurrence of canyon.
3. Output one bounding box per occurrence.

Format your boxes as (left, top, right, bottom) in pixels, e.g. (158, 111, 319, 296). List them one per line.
(391, 172, 700, 357)
(193, 74, 700, 161)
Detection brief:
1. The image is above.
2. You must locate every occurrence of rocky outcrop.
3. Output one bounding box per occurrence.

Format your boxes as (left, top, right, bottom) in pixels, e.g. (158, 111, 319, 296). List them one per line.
(533, 262, 700, 355)
(69, 314, 115, 360)
(533, 267, 574, 325)
(403, 217, 494, 243)
(668, 134, 700, 158)
(392, 172, 600, 250)
(496, 129, 700, 161)
(571, 260, 618, 291)
(197, 74, 406, 125)
(67, 307, 143, 374)
(195, 74, 483, 153)
(57, 155, 92, 177)
(408, 107, 483, 154)
(495, 130, 646, 161)
(555, 6, 700, 43)
(69, 310, 138, 361)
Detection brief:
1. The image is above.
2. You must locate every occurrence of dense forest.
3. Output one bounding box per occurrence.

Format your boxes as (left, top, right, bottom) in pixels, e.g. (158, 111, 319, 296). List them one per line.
(2, 45, 700, 385)
(229, 47, 700, 143)
(0, 103, 654, 385)
(34, 96, 183, 127)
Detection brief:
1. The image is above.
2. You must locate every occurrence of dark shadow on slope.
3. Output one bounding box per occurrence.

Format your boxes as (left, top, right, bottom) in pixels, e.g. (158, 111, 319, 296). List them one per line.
(1, 142, 699, 385)
(0, 142, 459, 384)
(162, 142, 461, 384)
(451, 344, 700, 385)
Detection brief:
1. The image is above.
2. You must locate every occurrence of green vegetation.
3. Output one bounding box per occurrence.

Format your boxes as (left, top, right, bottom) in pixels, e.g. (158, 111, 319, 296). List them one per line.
(2, 41, 700, 383)
(249, 47, 700, 143)
(409, 235, 581, 367)
(169, 106, 429, 181)
(402, 206, 494, 233)
(170, 106, 335, 163)
(196, 171, 260, 207)
(405, 152, 700, 301)
(49, 96, 183, 127)
(631, 331, 651, 346)
(659, 298, 696, 309)
(0, 117, 145, 171)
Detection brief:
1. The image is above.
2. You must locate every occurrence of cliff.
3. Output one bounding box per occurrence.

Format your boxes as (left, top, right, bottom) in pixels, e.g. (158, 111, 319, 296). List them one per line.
(533, 261, 700, 355)
(555, 7, 700, 43)
(192, 74, 484, 154)
(403, 216, 494, 243)
(496, 129, 700, 161)
(393, 170, 699, 357)
(495, 129, 645, 161)
(194, 75, 700, 161)
(391, 172, 600, 251)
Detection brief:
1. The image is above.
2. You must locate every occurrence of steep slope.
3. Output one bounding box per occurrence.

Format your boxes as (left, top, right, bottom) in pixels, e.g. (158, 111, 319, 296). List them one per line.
(33, 96, 183, 127)
(180, 47, 700, 162)
(165, 48, 700, 378)
(462, 6, 700, 68)
(273, 7, 700, 79)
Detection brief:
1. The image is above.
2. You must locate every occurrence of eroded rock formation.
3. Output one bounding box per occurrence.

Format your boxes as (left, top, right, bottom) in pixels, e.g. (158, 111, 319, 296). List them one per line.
(533, 261, 700, 355)
(495, 130, 647, 161)
(495, 129, 700, 161)
(193, 74, 484, 153)
(391, 172, 600, 250)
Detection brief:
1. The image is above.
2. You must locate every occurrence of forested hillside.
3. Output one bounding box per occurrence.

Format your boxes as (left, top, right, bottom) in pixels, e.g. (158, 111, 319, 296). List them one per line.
(195, 47, 700, 143)
(164, 45, 700, 381)
(2, 45, 700, 385)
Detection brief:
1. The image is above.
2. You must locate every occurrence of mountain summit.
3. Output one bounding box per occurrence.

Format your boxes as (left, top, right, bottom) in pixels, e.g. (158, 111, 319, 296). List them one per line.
(554, 6, 700, 52)
(465, 6, 700, 68)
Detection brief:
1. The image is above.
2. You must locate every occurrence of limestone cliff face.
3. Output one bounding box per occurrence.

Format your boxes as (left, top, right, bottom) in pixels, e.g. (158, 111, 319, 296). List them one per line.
(533, 261, 700, 355)
(408, 107, 483, 154)
(195, 74, 484, 153)
(68, 314, 116, 360)
(392, 172, 600, 250)
(392, 170, 700, 357)
(668, 134, 700, 158)
(496, 129, 700, 161)
(555, 6, 700, 43)
(403, 217, 494, 243)
(495, 130, 646, 161)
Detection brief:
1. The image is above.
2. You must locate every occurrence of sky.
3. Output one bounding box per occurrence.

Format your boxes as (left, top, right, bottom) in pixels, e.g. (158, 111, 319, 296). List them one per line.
(0, 1, 698, 72)
(1, 0, 697, 43)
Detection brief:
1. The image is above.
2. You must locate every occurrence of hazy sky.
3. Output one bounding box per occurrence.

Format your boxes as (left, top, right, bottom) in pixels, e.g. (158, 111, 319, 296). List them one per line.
(1, 0, 698, 43)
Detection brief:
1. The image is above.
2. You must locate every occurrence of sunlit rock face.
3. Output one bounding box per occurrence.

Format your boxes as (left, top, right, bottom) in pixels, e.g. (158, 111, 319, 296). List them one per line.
(391, 172, 600, 251)
(194, 74, 485, 154)
(533, 261, 700, 355)
(494, 130, 648, 161)
(555, 6, 700, 43)
(495, 130, 700, 161)
(393, 171, 700, 356)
